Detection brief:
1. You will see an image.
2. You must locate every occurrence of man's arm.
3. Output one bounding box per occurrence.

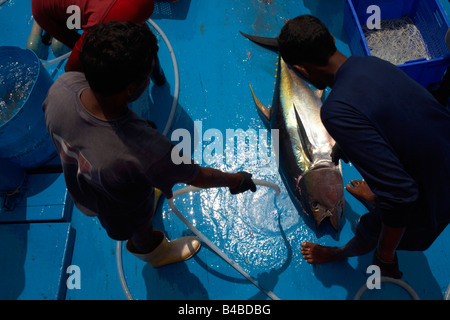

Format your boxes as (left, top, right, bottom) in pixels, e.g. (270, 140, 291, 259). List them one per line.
(188, 167, 241, 189)
(147, 143, 257, 198)
(187, 167, 256, 194)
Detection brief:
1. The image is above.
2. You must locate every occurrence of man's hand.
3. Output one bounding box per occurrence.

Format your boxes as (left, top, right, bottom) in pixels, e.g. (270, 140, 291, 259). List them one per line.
(229, 171, 257, 194)
(331, 143, 349, 165)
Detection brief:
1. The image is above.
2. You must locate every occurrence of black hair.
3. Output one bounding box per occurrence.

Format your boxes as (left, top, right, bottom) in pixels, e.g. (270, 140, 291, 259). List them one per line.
(80, 21, 158, 96)
(278, 15, 336, 66)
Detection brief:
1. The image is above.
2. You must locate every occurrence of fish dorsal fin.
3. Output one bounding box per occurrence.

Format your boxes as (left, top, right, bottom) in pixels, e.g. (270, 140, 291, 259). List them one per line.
(239, 31, 279, 50)
(293, 103, 313, 163)
(249, 83, 272, 122)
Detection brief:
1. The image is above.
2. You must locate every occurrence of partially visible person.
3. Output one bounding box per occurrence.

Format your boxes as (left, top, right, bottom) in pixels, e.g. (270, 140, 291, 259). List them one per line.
(43, 21, 256, 267)
(30, 0, 176, 84)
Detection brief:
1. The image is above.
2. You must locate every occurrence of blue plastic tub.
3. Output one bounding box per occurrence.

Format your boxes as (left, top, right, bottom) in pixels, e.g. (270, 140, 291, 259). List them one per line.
(344, 0, 450, 88)
(0, 46, 56, 169)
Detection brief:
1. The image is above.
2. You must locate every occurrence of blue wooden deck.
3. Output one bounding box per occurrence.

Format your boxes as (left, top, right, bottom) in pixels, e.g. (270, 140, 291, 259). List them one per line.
(0, 0, 449, 300)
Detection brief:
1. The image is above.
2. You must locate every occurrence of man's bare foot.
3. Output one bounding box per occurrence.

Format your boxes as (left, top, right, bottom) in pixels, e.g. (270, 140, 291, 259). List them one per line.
(301, 241, 345, 264)
(346, 179, 376, 205)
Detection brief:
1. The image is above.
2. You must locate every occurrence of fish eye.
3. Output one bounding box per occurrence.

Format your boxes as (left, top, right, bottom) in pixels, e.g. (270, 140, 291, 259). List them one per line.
(312, 201, 320, 210)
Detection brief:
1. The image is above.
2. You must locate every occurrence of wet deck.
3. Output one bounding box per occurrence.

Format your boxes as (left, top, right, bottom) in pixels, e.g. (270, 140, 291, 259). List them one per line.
(0, 0, 449, 300)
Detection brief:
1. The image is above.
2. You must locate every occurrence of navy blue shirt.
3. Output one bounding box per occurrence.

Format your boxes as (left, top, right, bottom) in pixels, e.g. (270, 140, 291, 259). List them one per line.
(322, 56, 450, 232)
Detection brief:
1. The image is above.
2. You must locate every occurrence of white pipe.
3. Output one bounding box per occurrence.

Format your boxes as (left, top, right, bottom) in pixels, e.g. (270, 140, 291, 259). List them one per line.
(116, 19, 283, 300)
(115, 18, 283, 301)
(40, 18, 180, 132)
(116, 241, 133, 300)
(40, 17, 180, 138)
(118, 180, 282, 300)
(117, 18, 180, 301)
(354, 276, 420, 300)
(147, 18, 179, 136)
(41, 51, 71, 67)
(168, 180, 281, 300)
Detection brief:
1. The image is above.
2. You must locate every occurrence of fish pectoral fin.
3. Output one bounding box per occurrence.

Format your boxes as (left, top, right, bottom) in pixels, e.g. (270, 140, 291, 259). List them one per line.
(293, 103, 313, 163)
(250, 83, 272, 122)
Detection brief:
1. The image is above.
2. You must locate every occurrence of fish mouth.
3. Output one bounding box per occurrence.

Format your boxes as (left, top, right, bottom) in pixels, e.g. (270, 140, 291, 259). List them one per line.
(314, 204, 344, 232)
(314, 200, 344, 231)
(314, 210, 333, 229)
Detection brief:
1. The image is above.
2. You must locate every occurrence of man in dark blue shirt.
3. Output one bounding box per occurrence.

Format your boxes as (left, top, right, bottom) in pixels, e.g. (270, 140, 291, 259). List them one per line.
(278, 15, 450, 278)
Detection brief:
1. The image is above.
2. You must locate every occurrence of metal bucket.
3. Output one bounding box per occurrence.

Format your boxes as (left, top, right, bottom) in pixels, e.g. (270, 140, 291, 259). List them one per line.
(0, 46, 55, 169)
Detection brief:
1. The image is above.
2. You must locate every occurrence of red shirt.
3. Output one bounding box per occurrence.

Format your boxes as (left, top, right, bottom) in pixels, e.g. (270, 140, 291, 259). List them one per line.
(32, 0, 118, 30)
(31, 0, 155, 71)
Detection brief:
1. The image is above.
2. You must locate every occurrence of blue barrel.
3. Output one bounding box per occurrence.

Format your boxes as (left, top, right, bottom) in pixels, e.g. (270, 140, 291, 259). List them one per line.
(0, 46, 56, 169)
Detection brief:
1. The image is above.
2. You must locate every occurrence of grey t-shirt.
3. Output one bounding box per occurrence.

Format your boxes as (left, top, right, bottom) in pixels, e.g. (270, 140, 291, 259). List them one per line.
(43, 72, 199, 221)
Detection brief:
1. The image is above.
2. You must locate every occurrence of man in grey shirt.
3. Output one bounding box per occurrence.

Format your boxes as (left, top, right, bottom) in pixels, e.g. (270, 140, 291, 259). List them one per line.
(43, 21, 256, 267)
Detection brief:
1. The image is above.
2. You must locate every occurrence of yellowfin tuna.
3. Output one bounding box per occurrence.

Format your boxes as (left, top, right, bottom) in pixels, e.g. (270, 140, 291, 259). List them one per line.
(243, 32, 345, 231)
